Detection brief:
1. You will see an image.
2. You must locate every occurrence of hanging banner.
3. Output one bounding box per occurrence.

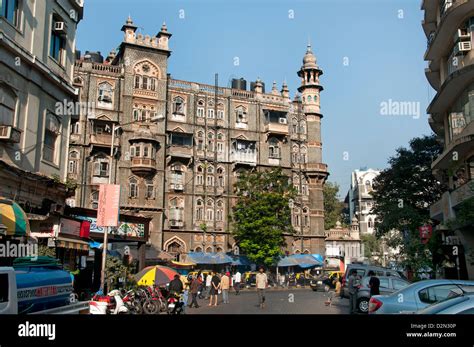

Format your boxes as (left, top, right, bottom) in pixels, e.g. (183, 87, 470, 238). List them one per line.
(419, 225, 433, 244)
(97, 184, 120, 227)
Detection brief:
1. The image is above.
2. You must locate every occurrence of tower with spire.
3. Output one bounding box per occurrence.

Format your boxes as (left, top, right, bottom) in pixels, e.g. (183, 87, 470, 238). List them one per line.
(296, 43, 329, 252)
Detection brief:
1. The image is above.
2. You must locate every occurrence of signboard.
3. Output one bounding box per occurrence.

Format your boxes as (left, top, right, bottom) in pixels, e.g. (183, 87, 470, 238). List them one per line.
(30, 220, 59, 238)
(419, 225, 433, 244)
(97, 184, 120, 227)
(59, 218, 81, 237)
(73, 215, 145, 239)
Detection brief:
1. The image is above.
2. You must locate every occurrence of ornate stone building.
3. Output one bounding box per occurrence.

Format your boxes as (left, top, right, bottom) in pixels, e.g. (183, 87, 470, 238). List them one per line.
(71, 17, 329, 259)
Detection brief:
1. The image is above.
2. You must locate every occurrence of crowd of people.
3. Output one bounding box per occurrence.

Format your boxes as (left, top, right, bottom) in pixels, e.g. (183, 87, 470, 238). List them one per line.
(168, 267, 269, 311)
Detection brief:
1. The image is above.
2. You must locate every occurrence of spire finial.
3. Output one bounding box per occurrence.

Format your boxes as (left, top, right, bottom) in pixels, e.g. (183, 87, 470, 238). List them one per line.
(126, 14, 133, 25)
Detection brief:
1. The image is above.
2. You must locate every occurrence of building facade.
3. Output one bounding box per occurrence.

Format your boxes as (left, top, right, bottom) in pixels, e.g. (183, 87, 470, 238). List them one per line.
(325, 219, 362, 268)
(0, 0, 83, 237)
(71, 18, 329, 259)
(423, 0, 474, 279)
(347, 168, 380, 235)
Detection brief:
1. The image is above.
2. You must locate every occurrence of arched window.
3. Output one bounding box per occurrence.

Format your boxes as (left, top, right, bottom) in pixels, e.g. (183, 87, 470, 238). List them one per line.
(217, 167, 225, 187)
(368, 218, 373, 228)
(299, 121, 306, 134)
(194, 246, 203, 252)
(307, 95, 311, 102)
(196, 165, 204, 185)
(301, 176, 308, 196)
(365, 180, 371, 191)
(302, 207, 309, 227)
(207, 131, 215, 152)
(129, 177, 138, 198)
(292, 145, 299, 164)
(205, 247, 213, 253)
(68, 151, 80, 174)
(235, 106, 247, 124)
(197, 100, 205, 118)
(293, 208, 301, 227)
(206, 199, 214, 221)
(134, 61, 159, 91)
(268, 137, 280, 159)
(217, 103, 225, 119)
(196, 199, 204, 221)
(173, 96, 185, 115)
(97, 82, 113, 105)
(300, 146, 307, 163)
(216, 200, 224, 221)
(91, 191, 99, 209)
(292, 118, 298, 134)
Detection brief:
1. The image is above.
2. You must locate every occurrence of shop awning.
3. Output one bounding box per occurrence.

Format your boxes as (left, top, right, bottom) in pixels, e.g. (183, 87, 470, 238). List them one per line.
(171, 260, 196, 267)
(56, 237, 89, 251)
(277, 254, 323, 268)
(184, 252, 233, 265)
(0, 197, 31, 237)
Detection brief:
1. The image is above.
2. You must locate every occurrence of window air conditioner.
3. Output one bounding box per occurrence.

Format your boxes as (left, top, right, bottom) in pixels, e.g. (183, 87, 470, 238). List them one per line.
(278, 118, 287, 124)
(54, 22, 66, 34)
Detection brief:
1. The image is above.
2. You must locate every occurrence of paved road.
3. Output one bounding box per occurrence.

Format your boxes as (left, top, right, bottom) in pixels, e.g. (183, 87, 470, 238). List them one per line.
(185, 288, 349, 314)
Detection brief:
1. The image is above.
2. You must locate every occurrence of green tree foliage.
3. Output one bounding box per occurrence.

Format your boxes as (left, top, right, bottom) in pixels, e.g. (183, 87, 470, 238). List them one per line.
(371, 135, 445, 275)
(232, 168, 296, 266)
(324, 182, 347, 229)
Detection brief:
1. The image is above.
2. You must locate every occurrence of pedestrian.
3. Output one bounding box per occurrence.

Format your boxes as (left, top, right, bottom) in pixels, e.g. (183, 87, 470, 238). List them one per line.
(168, 274, 183, 296)
(233, 270, 241, 295)
(221, 272, 230, 304)
(189, 276, 200, 308)
(348, 270, 361, 314)
(209, 271, 220, 306)
(205, 272, 212, 299)
(325, 276, 341, 306)
(256, 266, 268, 309)
(368, 271, 380, 296)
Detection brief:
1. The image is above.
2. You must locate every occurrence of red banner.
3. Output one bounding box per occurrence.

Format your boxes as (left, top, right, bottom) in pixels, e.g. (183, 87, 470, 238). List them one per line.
(419, 225, 432, 244)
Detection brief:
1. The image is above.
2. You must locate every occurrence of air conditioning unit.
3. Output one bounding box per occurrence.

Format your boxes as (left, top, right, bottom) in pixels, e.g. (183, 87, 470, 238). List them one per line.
(454, 28, 471, 42)
(0, 125, 21, 143)
(151, 114, 165, 122)
(454, 41, 472, 55)
(278, 118, 287, 124)
(54, 22, 66, 35)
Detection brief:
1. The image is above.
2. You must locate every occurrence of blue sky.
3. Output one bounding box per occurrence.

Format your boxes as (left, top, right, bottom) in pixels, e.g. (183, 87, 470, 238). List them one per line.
(77, 0, 434, 198)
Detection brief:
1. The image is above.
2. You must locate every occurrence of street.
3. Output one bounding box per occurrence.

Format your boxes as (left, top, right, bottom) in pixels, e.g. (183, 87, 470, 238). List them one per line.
(186, 288, 349, 314)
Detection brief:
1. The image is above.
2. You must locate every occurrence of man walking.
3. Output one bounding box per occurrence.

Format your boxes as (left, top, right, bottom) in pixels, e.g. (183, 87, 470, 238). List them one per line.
(348, 270, 361, 314)
(204, 272, 212, 299)
(256, 267, 268, 309)
(221, 272, 230, 304)
(368, 271, 380, 296)
(233, 270, 241, 295)
(188, 276, 200, 308)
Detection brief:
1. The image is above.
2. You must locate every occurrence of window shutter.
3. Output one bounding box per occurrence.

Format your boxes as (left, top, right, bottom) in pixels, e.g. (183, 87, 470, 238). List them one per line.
(93, 161, 100, 176)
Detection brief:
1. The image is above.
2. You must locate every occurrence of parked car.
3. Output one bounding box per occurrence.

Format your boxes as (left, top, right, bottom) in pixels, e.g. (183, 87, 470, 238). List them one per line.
(341, 264, 402, 298)
(417, 291, 474, 314)
(369, 279, 474, 314)
(356, 276, 410, 313)
(310, 271, 344, 292)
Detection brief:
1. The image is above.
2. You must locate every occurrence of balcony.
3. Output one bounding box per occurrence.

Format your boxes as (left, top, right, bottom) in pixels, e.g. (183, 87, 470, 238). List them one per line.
(230, 150, 257, 165)
(264, 122, 289, 135)
(304, 163, 328, 173)
(451, 179, 474, 208)
(130, 157, 156, 174)
(167, 145, 193, 160)
(90, 133, 120, 147)
(0, 125, 21, 143)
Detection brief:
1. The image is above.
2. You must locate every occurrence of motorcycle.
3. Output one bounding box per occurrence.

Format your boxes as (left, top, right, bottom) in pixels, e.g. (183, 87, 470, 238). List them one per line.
(121, 289, 143, 315)
(89, 290, 129, 315)
(167, 292, 185, 315)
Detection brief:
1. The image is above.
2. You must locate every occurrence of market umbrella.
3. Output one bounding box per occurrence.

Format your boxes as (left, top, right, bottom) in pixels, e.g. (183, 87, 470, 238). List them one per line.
(134, 265, 179, 286)
(0, 197, 30, 237)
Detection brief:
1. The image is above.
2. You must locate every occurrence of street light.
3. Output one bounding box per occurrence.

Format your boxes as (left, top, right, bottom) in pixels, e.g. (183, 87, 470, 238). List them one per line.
(99, 116, 163, 292)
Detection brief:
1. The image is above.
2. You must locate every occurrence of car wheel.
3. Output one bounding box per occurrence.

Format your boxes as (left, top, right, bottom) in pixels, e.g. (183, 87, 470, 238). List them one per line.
(358, 298, 369, 313)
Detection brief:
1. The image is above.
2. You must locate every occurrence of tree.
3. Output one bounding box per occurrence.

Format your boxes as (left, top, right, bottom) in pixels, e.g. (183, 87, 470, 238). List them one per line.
(323, 182, 347, 229)
(371, 135, 446, 276)
(232, 168, 296, 266)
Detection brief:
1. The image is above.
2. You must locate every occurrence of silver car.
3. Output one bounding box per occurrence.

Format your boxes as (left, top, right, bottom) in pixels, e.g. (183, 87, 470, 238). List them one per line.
(356, 276, 410, 313)
(369, 279, 474, 314)
(417, 292, 474, 314)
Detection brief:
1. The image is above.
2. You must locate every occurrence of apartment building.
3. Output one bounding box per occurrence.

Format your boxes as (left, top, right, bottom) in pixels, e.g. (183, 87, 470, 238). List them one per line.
(423, 0, 474, 279)
(71, 17, 329, 259)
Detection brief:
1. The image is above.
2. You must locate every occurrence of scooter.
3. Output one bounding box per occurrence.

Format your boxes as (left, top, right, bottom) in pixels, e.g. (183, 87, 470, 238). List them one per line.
(167, 292, 185, 315)
(89, 290, 129, 314)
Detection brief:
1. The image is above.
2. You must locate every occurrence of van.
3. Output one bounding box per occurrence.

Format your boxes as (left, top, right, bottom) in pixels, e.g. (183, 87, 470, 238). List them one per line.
(341, 264, 402, 298)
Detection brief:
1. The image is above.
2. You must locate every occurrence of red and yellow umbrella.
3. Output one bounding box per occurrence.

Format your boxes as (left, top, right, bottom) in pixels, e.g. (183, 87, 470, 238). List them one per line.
(135, 265, 179, 286)
(0, 198, 30, 237)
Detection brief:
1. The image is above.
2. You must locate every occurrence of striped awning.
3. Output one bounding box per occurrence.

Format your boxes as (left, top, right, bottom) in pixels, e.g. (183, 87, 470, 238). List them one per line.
(0, 197, 31, 237)
(56, 237, 89, 251)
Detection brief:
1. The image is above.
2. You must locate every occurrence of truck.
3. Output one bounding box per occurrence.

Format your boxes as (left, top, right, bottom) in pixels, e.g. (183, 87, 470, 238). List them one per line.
(0, 257, 89, 314)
